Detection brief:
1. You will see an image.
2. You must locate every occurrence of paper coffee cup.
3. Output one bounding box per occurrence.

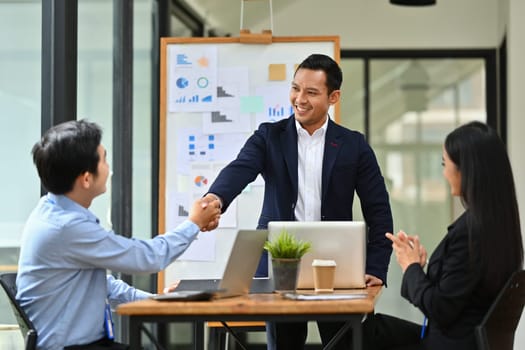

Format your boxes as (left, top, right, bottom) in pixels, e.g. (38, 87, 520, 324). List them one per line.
(312, 259, 336, 292)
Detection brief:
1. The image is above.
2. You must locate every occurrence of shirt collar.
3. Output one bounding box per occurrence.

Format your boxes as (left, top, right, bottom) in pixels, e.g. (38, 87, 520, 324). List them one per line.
(46, 193, 100, 224)
(295, 115, 329, 137)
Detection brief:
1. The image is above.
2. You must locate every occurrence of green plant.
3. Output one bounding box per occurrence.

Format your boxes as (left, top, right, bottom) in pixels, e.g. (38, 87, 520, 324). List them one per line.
(264, 229, 312, 259)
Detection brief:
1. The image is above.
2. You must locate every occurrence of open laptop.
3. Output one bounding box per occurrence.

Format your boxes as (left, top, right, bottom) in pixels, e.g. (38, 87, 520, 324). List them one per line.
(152, 229, 268, 300)
(268, 221, 367, 289)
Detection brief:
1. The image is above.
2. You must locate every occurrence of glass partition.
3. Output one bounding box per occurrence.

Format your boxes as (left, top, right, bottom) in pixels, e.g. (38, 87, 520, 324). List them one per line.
(0, 1, 41, 271)
(0, 2, 41, 345)
(341, 57, 486, 322)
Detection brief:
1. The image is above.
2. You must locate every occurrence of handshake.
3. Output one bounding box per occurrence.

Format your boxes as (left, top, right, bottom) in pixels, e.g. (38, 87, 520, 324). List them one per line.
(187, 193, 223, 232)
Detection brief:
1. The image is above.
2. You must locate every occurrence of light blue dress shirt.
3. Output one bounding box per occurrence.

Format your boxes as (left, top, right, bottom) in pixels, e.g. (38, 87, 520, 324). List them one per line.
(16, 193, 200, 350)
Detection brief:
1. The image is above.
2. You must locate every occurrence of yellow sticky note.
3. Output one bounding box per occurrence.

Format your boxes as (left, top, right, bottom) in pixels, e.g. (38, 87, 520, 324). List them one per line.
(269, 64, 286, 81)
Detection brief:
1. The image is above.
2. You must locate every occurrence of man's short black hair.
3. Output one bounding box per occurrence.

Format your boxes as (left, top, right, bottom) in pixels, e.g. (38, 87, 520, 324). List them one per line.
(295, 54, 343, 94)
(32, 119, 102, 194)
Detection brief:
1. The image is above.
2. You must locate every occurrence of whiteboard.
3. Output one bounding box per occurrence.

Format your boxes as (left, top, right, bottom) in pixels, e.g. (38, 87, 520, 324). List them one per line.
(158, 36, 340, 291)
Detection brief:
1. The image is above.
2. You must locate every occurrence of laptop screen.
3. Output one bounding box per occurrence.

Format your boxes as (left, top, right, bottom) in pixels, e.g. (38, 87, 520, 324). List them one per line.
(268, 221, 366, 289)
(218, 229, 268, 297)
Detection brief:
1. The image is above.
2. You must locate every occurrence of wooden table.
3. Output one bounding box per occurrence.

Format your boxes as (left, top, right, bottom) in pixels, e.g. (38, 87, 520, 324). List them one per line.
(117, 286, 381, 350)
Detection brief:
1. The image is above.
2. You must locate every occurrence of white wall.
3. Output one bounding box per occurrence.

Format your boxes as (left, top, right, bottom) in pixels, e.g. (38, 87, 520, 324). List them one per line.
(270, 0, 499, 49)
(508, 0, 525, 347)
(194, 0, 500, 48)
(498, 0, 509, 41)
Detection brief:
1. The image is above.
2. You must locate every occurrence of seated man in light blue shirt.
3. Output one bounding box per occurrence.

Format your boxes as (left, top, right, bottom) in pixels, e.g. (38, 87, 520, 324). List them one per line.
(16, 119, 221, 350)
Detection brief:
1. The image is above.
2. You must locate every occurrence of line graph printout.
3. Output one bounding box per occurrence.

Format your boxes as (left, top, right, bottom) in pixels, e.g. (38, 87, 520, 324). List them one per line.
(168, 45, 218, 112)
(254, 84, 294, 127)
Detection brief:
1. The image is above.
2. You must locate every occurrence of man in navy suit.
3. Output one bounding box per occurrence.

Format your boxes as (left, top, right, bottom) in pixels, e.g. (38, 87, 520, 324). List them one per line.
(203, 54, 393, 349)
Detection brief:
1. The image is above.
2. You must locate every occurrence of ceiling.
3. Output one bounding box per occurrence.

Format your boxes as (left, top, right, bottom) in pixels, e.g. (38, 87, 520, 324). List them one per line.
(179, 0, 296, 36)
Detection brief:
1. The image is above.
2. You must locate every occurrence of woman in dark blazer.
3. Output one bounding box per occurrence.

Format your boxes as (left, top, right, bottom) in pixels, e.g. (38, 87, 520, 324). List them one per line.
(363, 121, 523, 350)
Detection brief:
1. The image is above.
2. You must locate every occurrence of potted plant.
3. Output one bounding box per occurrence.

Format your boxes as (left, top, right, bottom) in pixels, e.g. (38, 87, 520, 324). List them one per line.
(264, 230, 312, 291)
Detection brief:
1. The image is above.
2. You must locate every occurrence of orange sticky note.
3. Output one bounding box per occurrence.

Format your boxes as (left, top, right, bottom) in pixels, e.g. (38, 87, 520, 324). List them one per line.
(269, 64, 286, 81)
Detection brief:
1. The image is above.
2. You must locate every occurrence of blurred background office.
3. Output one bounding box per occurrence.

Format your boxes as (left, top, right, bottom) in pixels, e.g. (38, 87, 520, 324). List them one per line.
(1, 0, 524, 348)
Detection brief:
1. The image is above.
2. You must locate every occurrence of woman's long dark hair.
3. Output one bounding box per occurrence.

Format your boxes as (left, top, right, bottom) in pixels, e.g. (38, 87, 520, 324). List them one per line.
(445, 121, 523, 295)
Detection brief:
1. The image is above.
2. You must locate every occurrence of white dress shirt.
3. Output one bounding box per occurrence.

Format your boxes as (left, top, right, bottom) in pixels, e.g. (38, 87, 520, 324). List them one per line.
(294, 117, 328, 221)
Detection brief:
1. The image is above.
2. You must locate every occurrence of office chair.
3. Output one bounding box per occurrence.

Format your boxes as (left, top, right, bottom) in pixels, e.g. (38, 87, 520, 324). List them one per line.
(475, 269, 525, 350)
(0, 273, 37, 350)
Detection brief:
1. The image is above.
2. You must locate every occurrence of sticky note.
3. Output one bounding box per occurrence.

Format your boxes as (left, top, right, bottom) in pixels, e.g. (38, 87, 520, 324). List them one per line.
(269, 64, 286, 81)
(240, 96, 264, 113)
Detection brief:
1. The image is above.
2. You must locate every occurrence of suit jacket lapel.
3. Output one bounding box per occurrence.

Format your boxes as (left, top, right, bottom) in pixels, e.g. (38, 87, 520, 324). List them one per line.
(281, 116, 298, 197)
(322, 119, 343, 201)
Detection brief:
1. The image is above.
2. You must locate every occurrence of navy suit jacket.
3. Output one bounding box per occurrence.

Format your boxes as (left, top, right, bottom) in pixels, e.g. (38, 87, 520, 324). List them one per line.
(209, 116, 393, 282)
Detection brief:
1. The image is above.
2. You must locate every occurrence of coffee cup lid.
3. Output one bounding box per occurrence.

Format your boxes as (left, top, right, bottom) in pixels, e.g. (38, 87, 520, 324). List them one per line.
(312, 259, 336, 267)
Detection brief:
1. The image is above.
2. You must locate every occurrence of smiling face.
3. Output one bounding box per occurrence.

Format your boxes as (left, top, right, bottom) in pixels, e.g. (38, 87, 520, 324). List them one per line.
(442, 147, 462, 196)
(290, 68, 340, 135)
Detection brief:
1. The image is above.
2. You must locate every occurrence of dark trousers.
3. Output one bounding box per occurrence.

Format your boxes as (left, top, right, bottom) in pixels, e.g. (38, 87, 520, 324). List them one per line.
(362, 313, 478, 350)
(64, 337, 129, 350)
(362, 313, 422, 350)
(266, 321, 353, 350)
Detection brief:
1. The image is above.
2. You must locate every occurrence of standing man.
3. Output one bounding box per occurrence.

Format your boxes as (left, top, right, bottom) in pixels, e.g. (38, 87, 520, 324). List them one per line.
(16, 120, 221, 350)
(203, 54, 393, 349)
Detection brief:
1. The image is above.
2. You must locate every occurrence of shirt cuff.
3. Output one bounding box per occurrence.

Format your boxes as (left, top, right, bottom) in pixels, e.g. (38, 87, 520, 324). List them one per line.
(168, 219, 200, 240)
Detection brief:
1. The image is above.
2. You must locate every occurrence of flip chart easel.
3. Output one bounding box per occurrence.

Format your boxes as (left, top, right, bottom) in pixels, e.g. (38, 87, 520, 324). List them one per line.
(158, 35, 340, 292)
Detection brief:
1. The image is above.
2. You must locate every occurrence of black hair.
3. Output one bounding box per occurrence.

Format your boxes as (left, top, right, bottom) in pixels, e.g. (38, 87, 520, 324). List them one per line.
(295, 54, 343, 94)
(444, 121, 523, 295)
(31, 119, 102, 194)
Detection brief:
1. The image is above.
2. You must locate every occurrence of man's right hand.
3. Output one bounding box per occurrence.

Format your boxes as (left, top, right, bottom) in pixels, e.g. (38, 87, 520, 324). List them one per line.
(188, 196, 221, 231)
(199, 193, 221, 231)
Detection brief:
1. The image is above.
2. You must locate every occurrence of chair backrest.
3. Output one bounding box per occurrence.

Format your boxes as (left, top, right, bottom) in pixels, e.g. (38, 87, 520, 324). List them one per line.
(475, 269, 525, 350)
(0, 273, 37, 350)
